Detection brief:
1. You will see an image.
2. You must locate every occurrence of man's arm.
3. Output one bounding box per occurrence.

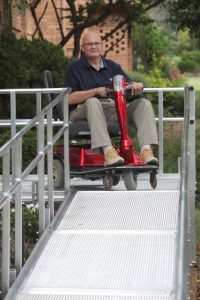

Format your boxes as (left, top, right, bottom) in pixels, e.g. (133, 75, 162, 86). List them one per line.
(68, 87, 108, 105)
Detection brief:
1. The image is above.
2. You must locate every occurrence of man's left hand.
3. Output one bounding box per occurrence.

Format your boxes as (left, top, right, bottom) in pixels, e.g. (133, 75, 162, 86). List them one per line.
(131, 82, 144, 95)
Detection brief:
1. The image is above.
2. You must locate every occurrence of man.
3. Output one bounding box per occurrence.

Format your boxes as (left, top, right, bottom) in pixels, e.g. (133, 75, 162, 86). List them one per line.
(65, 30, 158, 167)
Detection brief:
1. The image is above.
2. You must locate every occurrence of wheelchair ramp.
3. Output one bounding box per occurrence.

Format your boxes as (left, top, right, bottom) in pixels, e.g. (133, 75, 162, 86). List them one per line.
(11, 190, 179, 299)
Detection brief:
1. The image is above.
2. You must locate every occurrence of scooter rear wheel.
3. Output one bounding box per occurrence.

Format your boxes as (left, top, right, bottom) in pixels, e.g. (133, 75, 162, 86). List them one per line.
(53, 158, 64, 188)
(123, 170, 137, 190)
(103, 175, 113, 190)
(112, 174, 121, 186)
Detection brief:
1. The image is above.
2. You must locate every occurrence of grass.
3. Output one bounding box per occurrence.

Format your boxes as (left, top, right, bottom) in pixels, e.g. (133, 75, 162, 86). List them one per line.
(185, 76, 200, 90)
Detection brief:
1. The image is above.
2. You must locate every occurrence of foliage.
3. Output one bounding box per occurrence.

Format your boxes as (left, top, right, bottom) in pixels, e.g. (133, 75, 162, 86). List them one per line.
(166, 0, 200, 44)
(11, 203, 39, 261)
(174, 30, 199, 54)
(163, 129, 181, 173)
(0, 30, 70, 118)
(0, 130, 37, 173)
(178, 60, 199, 74)
(0, 203, 39, 265)
(131, 18, 171, 72)
(177, 50, 200, 74)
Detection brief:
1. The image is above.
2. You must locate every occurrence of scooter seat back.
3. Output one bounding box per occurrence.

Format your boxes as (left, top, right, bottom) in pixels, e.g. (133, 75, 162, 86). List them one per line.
(43, 70, 120, 139)
(43, 70, 64, 120)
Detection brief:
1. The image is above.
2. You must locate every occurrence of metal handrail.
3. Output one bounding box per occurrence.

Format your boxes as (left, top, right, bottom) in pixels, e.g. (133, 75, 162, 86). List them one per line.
(0, 88, 71, 297)
(0, 86, 185, 174)
(175, 85, 196, 299)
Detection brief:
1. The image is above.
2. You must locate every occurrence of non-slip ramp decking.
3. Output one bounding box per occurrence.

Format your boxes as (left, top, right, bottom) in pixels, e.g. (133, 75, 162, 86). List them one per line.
(11, 190, 179, 300)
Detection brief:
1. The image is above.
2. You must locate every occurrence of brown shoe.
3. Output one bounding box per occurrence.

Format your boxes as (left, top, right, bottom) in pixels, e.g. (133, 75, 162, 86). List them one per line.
(104, 147, 124, 167)
(140, 148, 158, 166)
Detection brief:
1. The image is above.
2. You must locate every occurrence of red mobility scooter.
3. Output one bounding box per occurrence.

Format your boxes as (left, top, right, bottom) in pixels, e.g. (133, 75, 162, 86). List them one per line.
(44, 71, 158, 190)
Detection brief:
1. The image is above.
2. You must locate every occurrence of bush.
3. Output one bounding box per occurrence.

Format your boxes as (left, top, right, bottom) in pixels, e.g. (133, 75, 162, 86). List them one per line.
(0, 30, 71, 118)
(177, 50, 200, 74)
(178, 59, 199, 73)
(0, 129, 37, 173)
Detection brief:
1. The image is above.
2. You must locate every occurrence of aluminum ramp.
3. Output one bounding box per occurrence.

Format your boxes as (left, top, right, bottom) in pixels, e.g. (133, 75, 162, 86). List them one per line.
(9, 189, 179, 300)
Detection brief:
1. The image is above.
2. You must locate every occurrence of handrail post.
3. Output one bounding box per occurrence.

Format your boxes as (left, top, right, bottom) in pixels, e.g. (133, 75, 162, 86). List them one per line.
(158, 90, 164, 173)
(10, 91, 16, 185)
(36, 92, 45, 235)
(63, 93, 70, 194)
(2, 150, 10, 296)
(14, 137, 23, 274)
(188, 87, 196, 266)
(47, 107, 54, 221)
(176, 85, 190, 300)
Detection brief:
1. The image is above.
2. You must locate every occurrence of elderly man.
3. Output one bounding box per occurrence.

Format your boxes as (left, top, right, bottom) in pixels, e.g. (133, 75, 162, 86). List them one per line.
(65, 30, 158, 167)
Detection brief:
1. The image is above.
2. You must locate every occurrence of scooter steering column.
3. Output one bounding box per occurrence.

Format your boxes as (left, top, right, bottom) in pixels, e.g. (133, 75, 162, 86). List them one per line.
(113, 75, 132, 150)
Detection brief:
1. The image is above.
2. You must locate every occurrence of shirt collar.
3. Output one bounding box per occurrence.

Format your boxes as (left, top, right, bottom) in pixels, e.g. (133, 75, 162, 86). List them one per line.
(80, 53, 108, 70)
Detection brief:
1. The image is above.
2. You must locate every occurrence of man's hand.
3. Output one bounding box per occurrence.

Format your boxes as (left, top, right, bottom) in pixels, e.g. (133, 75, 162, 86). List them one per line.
(131, 82, 144, 95)
(95, 87, 107, 97)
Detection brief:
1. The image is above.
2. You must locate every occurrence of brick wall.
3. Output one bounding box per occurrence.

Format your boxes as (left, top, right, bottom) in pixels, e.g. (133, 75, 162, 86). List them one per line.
(1, 0, 133, 71)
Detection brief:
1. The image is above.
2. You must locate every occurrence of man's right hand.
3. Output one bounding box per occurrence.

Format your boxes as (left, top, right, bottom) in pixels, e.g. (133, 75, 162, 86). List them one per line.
(95, 87, 107, 97)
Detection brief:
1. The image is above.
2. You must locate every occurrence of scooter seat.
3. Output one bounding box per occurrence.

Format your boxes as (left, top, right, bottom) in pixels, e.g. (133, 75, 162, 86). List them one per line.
(69, 120, 120, 139)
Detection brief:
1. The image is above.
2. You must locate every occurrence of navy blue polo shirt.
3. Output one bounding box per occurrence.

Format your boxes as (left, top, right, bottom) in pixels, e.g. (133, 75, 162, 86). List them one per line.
(64, 54, 132, 111)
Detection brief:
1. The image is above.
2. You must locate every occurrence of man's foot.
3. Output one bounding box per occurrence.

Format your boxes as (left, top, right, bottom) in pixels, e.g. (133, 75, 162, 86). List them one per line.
(104, 147, 124, 167)
(140, 148, 158, 166)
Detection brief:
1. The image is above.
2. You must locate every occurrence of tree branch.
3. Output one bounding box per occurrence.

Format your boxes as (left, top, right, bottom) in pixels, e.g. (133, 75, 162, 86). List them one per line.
(50, 0, 65, 41)
(30, 1, 48, 39)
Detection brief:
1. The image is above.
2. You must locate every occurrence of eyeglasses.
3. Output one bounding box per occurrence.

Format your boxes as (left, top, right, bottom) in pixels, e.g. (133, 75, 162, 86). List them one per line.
(83, 42, 102, 47)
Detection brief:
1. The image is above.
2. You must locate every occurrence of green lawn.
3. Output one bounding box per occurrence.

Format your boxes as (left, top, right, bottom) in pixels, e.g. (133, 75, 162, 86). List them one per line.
(185, 76, 200, 90)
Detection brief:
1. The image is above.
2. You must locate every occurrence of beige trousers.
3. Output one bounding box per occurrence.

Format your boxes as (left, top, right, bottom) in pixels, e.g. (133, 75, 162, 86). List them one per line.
(69, 97, 158, 151)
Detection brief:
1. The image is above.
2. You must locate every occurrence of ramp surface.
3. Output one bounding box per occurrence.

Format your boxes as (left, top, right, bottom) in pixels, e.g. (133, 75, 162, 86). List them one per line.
(12, 190, 179, 299)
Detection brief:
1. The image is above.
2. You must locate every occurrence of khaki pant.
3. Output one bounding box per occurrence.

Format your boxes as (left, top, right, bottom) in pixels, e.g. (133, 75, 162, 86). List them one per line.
(69, 97, 158, 151)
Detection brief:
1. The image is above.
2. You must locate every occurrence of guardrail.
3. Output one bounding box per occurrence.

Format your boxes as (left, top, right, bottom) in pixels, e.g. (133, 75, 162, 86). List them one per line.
(0, 86, 196, 298)
(175, 86, 196, 299)
(0, 88, 71, 297)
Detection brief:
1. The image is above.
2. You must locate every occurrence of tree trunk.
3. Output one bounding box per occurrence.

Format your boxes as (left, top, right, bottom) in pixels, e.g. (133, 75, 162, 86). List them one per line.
(2, 0, 12, 32)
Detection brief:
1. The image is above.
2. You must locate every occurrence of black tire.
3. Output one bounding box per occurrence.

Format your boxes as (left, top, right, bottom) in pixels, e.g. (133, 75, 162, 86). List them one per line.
(123, 170, 137, 190)
(112, 174, 121, 186)
(53, 158, 64, 188)
(150, 172, 157, 189)
(103, 175, 113, 190)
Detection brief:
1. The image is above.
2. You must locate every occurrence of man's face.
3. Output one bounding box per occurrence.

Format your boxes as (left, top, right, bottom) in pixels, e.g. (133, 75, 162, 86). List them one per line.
(81, 32, 103, 59)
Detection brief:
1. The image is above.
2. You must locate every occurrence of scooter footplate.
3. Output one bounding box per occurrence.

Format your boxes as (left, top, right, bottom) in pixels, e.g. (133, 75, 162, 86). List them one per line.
(70, 165, 158, 176)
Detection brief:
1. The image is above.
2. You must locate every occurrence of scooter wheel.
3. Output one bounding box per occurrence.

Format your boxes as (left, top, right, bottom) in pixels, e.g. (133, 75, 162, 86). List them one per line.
(123, 171, 137, 190)
(53, 158, 64, 188)
(103, 175, 113, 190)
(150, 172, 157, 189)
(112, 174, 121, 186)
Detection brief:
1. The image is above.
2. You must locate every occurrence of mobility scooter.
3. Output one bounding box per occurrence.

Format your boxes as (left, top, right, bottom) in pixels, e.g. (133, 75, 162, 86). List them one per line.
(44, 71, 158, 190)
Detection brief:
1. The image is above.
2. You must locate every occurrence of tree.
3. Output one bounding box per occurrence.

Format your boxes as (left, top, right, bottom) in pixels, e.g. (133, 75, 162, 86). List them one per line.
(167, 0, 200, 42)
(5, 0, 169, 58)
(132, 18, 170, 71)
(1, 0, 12, 31)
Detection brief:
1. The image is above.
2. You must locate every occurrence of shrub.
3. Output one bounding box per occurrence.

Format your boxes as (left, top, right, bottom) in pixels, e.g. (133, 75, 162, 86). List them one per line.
(0, 30, 71, 118)
(178, 59, 199, 73)
(0, 130, 37, 173)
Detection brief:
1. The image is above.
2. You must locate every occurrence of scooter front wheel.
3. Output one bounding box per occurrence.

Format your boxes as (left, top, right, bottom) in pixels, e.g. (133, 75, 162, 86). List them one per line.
(123, 170, 137, 190)
(103, 175, 113, 190)
(53, 158, 64, 188)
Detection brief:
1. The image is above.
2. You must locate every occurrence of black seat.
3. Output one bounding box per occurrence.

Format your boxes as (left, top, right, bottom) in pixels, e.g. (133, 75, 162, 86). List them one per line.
(43, 70, 120, 139)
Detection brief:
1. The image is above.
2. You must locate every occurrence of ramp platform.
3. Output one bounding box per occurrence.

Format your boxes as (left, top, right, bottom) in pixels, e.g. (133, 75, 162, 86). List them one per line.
(10, 190, 179, 300)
